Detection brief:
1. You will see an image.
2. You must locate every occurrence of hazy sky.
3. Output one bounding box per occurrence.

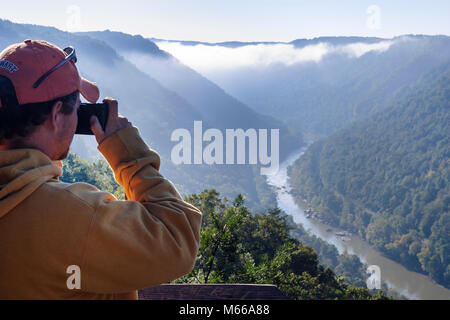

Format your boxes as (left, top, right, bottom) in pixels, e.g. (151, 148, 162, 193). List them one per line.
(1, 1, 449, 42)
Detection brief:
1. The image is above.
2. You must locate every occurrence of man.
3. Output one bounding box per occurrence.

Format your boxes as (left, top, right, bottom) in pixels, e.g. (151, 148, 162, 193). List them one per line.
(0, 40, 202, 299)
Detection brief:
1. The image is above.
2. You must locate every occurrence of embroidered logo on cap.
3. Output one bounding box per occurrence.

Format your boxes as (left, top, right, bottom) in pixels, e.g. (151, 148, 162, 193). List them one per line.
(0, 60, 19, 73)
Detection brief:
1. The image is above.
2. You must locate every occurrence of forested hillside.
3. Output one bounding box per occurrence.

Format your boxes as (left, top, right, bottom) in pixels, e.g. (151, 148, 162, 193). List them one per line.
(288, 64, 450, 288)
(180, 190, 389, 300)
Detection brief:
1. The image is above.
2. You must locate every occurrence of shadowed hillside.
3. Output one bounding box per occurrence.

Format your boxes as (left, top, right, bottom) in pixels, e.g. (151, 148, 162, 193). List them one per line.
(288, 63, 450, 288)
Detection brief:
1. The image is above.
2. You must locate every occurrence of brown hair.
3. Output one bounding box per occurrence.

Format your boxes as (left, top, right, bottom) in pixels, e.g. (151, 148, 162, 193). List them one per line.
(0, 91, 79, 141)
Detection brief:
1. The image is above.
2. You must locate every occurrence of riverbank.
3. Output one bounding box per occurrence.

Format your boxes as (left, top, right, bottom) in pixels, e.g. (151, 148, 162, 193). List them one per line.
(266, 146, 450, 300)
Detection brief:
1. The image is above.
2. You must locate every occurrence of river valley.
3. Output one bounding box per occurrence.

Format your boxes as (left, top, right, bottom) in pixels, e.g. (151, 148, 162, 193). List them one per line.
(265, 146, 450, 300)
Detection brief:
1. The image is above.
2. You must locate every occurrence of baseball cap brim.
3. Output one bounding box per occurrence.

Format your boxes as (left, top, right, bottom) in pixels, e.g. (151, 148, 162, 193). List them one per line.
(79, 77, 100, 103)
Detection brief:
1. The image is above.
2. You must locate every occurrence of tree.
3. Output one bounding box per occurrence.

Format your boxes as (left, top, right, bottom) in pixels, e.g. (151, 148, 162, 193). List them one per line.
(180, 190, 389, 300)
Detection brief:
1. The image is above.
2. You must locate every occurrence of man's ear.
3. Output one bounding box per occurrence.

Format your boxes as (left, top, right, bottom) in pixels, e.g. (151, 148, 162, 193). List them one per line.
(49, 101, 64, 133)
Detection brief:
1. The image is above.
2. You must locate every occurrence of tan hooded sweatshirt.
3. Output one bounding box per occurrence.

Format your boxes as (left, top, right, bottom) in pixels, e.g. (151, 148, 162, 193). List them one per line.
(0, 126, 202, 300)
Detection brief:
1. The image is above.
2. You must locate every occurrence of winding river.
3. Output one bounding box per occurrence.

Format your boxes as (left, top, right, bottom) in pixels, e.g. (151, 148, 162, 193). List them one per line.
(265, 146, 450, 300)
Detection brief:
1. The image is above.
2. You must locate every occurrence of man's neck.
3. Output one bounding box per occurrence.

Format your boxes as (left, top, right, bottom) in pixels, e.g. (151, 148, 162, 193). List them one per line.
(0, 139, 51, 159)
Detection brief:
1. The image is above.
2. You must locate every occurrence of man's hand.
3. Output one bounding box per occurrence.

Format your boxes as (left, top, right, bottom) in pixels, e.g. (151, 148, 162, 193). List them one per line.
(90, 98, 132, 144)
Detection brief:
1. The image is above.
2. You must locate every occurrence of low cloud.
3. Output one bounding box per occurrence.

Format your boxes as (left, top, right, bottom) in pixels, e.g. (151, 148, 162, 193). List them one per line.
(156, 40, 394, 73)
(339, 41, 393, 58)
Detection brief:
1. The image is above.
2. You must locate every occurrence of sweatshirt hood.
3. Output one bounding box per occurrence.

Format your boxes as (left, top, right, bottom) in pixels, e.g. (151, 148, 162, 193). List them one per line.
(0, 149, 62, 218)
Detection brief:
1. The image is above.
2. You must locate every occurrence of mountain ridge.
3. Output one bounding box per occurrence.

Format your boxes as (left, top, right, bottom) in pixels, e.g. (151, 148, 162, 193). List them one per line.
(77, 29, 303, 161)
(0, 18, 291, 211)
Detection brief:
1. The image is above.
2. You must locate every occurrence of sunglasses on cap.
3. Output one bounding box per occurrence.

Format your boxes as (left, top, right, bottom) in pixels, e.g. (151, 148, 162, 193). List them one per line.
(33, 47, 77, 89)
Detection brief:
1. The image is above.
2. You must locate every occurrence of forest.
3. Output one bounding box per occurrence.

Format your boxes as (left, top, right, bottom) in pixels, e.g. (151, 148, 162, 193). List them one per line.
(288, 64, 450, 288)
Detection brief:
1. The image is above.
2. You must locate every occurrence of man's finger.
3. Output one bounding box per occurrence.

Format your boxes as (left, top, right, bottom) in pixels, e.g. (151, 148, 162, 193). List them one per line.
(90, 115, 104, 142)
(103, 98, 118, 120)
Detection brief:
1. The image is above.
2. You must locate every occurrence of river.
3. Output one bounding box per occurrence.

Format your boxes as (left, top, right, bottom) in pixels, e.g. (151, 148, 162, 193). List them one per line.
(265, 146, 450, 300)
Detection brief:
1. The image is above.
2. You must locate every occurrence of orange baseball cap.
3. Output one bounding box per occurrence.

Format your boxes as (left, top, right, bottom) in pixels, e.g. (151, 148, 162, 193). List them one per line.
(0, 39, 99, 108)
